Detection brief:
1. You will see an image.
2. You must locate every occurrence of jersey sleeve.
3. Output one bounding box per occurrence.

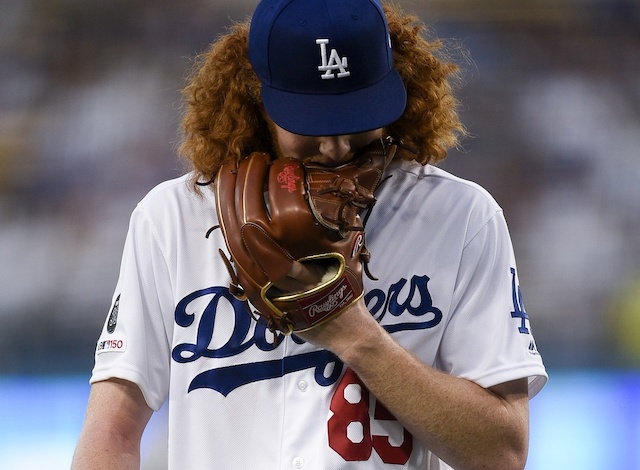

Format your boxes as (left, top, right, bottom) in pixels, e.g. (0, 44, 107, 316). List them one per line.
(90, 203, 174, 410)
(437, 209, 547, 397)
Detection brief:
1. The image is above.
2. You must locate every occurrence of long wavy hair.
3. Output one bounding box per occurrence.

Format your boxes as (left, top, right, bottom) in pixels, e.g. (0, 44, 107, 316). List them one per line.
(178, 3, 467, 187)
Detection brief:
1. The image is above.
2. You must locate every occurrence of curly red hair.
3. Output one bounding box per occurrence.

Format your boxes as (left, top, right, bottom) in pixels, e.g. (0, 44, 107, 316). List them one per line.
(178, 3, 466, 187)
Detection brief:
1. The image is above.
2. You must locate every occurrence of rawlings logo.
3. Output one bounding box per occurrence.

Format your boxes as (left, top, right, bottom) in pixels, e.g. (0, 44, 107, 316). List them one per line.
(351, 233, 365, 259)
(307, 284, 349, 317)
(298, 277, 355, 324)
(277, 164, 300, 193)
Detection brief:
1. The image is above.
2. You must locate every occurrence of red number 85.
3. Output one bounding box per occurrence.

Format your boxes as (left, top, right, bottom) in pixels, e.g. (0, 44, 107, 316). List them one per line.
(328, 368, 413, 464)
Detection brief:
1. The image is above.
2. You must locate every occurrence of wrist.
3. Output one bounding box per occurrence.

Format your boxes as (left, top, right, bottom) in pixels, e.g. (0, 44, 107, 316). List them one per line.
(336, 313, 388, 367)
(295, 299, 383, 357)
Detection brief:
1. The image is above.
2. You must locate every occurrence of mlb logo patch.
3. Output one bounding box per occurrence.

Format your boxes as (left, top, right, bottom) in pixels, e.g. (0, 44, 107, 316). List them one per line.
(96, 334, 127, 355)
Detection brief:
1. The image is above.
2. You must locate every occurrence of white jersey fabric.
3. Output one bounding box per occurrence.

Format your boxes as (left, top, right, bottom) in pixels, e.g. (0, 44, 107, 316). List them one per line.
(92, 159, 547, 469)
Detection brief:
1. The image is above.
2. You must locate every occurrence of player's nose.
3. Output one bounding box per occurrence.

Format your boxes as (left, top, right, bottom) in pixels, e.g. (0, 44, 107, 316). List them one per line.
(318, 135, 351, 163)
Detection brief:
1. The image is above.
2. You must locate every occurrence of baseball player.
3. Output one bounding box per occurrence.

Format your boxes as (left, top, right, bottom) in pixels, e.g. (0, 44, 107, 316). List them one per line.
(72, 0, 547, 469)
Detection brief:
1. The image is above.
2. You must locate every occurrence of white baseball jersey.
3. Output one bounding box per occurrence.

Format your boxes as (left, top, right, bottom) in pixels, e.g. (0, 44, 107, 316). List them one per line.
(92, 159, 547, 469)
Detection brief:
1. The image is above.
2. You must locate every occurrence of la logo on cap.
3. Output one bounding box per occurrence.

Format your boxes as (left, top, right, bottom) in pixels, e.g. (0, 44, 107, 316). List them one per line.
(249, 0, 407, 136)
(316, 39, 350, 80)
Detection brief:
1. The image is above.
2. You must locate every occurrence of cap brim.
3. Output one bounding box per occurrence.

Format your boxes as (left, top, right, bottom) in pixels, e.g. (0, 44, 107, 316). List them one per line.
(261, 69, 407, 137)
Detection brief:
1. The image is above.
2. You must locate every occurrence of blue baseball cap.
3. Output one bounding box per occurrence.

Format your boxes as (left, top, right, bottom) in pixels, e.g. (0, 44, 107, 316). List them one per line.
(249, 0, 407, 136)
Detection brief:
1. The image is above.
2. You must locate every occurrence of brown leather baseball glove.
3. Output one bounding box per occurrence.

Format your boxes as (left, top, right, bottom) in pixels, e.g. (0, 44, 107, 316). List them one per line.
(213, 137, 397, 334)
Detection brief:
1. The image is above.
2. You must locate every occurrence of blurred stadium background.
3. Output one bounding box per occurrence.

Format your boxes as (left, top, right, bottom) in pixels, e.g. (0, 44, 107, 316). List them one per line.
(1, 0, 639, 468)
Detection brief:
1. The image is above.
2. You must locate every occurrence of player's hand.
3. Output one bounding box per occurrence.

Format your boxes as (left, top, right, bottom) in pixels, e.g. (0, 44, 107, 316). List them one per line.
(271, 251, 383, 356)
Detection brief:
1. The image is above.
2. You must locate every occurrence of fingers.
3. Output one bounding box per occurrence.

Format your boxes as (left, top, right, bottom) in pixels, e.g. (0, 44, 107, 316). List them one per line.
(272, 261, 329, 295)
(288, 260, 326, 284)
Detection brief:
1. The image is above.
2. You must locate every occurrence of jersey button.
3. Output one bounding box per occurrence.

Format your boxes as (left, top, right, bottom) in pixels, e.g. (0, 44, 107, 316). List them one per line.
(292, 456, 305, 468)
(297, 380, 308, 392)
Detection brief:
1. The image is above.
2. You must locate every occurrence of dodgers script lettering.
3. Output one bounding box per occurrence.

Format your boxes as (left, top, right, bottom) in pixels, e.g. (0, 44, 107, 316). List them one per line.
(172, 274, 442, 395)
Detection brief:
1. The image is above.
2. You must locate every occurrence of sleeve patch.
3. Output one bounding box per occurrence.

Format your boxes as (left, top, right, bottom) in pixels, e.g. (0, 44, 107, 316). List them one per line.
(96, 334, 127, 354)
